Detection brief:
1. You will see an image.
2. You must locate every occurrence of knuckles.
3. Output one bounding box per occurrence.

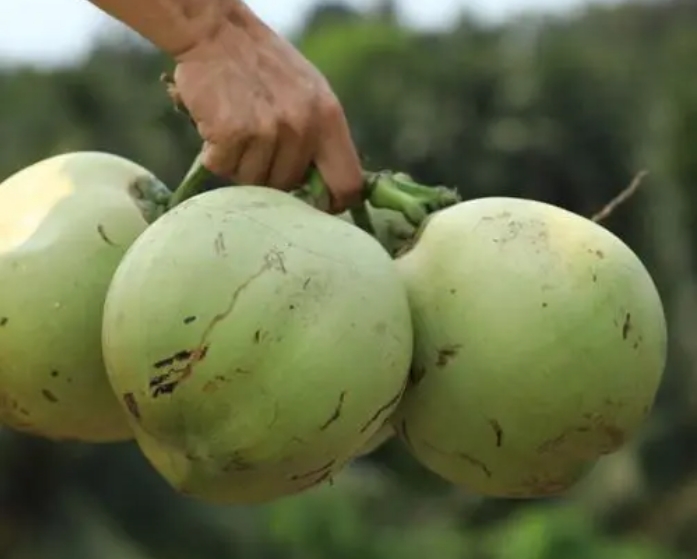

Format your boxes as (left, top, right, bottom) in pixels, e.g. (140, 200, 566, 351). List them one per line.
(192, 75, 345, 153)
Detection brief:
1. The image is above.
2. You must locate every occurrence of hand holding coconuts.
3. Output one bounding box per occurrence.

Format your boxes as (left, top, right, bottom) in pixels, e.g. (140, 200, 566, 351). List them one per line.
(0, 145, 666, 505)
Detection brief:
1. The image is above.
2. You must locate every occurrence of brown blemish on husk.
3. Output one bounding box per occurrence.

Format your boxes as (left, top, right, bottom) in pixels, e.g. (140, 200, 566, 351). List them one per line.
(223, 453, 254, 472)
(214, 232, 226, 255)
(297, 470, 333, 491)
(514, 474, 572, 497)
(290, 459, 336, 481)
(122, 393, 140, 419)
(153, 348, 203, 370)
(320, 391, 347, 430)
(424, 440, 492, 477)
(622, 312, 632, 339)
(359, 389, 403, 433)
(537, 412, 626, 455)
(436, 344, 461, 367)
(0, 317, 8, 326)
(0, 393, 38, 433)
(456, 452, 492, 477)
(202, 375, 230, 393)
(538, 432, 567, 453)
(97, 224, 116, 246)
(149, 345, 209, 397)
(254, 329, 267, 343)
(489, 419, 503, 447)
(41, 389, 58, 403)
(183, 316, 196, 324)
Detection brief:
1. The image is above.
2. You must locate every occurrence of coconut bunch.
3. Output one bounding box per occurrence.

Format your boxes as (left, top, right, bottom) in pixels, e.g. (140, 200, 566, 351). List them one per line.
(0, 149, 667, 504)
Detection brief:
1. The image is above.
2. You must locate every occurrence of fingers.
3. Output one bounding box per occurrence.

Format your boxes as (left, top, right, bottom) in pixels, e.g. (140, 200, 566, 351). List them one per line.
(234, 133, 278, 186)
(202, 121, 361, 213)
(202, 120, 316, 192)
(201, 134, 278, 187)
(313, 105, 363, 214)
(200, 137, 247, 180)
(267, 124, 315, 190)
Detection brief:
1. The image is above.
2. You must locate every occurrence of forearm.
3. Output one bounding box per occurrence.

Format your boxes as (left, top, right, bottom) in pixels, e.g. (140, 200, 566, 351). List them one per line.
(87, 0, 262, 57)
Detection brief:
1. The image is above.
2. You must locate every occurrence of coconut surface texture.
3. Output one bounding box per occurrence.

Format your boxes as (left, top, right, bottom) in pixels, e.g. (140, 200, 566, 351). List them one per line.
(0, 151, 170, 441)
(102, 186, 413, 504)
(392, 196, 667, 497)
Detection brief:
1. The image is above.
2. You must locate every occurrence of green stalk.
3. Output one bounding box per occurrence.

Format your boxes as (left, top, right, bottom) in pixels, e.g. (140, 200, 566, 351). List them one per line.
(167, 152, 212, 210)
(169, 154, 461, 230)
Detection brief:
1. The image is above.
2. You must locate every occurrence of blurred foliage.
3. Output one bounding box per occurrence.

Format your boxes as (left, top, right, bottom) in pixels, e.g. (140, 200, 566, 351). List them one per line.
(1, 0, 697, 557)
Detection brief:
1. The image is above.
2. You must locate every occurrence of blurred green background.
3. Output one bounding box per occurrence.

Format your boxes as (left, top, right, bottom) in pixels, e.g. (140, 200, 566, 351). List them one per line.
(0, 0, 696, 557)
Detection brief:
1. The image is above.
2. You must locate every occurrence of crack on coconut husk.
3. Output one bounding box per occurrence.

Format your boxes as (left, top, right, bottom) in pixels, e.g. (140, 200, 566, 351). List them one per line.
(297, 469, 334, 491)
(424, 440, 492, 478)
(319, 391, 347, 430)
(97, 224, 116, 246)
(147, 250, 287, 398)
(292, 460, 338, 490)
(489, 419, 503, 447)
(359, 388, 404, 433)
(290, 459, 337, 481)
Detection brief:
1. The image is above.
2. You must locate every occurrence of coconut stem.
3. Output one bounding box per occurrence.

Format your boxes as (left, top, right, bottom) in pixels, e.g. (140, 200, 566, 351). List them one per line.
(167, 152, 212, 209)
(170, 153, 460, 230)
(366, 172, 460, 226)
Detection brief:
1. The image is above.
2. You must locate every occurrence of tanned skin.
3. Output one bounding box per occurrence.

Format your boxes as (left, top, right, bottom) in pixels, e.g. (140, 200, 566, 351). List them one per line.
(87, 0, 363, 211)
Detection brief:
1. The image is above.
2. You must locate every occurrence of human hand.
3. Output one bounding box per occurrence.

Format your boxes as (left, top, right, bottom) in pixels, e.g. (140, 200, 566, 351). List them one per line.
(170, 16, 363, 212)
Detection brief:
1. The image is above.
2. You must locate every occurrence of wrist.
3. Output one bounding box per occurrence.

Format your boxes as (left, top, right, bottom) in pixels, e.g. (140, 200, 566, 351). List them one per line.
(172, 0, 269, 61)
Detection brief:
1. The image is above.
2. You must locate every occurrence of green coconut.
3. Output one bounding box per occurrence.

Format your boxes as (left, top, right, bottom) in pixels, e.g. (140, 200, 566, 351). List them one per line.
(392, 196, 667, 497)
(102, 185, 413, 504)
(0, 151, 170, 442)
